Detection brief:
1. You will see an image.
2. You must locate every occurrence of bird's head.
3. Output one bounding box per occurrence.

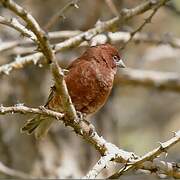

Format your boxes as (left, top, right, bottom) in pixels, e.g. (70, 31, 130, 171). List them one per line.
(86, 43, 126, 73)
(99, 43, 126, 69)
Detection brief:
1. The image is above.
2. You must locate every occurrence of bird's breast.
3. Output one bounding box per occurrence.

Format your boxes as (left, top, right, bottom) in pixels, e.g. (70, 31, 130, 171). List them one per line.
(65, 61, 115, 114)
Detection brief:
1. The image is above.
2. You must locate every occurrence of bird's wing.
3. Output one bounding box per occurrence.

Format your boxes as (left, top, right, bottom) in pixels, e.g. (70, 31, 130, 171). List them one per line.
(67, 57, 87, 70)
(44, 86, 56, 107)
(65, 58, 108, 114)
(43, 57, 88, 110)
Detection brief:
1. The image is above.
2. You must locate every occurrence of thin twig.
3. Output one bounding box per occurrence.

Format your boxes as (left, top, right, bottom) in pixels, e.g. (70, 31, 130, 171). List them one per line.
(115, 68, 180, 93)
(140, 159, 180, 179)
(166, 2, 180, 16)
(0, 104, 64, 119)
(0, 0, 78, 122)
(0, 161, 33, 179)
(121, 0, 168, 50)
(82, 154, 115, 179)
(0, 0, 54, 63)
(0, 104, 179, 179)
(1, 1, 178, 179)
(0, 104, 135, 163)
(1, 3, 125, 170)
(109, 131, 180, 178)
(0, 30, 82, 53)
(0, 16, 36, 41)
(1, 30, 180, 54)
(44, 0, 79, 31)
(0, 0, 164, 75)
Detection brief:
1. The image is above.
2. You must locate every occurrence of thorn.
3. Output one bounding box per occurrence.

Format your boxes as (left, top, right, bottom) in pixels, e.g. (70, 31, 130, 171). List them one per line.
(60, 14, 66, 20)
(0, 104, 5, 113)
(52, 45, 56, 50)
(84, 32, 94, 41)
(73, 3, 79, 9)
(95, 19, 103, 26)
(158, 141, 163, 148)
(55, 116, 61, 121)
(158, 141, 167, 152)
(131, 153, 138, 160)
(172, 131, 177, 137)
(57, 67, 65, 77)
(39, 106, 46, 111)
(80, 129, 83, 135)
(15, 103, 24, 107)
(165, 152, 168, 158)
(121, 8, 130, 16)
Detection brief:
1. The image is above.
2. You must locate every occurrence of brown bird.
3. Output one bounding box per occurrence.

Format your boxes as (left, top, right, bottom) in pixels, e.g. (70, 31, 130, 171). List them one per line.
(21, 43, 126, 138)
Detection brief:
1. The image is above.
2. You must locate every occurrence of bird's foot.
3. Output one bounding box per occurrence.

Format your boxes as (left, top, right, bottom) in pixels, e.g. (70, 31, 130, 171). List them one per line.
(77, 118, 95, 137)
(76, 111, 87, 121)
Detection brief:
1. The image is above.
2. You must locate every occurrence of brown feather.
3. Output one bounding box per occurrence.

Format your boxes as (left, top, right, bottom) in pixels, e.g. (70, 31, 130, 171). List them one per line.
(21, 43, 124, 138)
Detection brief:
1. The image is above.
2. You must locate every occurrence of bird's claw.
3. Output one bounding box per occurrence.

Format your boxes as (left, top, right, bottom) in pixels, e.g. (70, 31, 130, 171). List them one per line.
(76, 111, 87, 121)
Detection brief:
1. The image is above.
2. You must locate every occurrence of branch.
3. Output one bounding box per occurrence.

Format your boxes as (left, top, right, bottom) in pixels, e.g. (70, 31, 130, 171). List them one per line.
(1, 30, 180, 54)
(0, 30, 82, 53)
(1, 1, 178, 179)
(0, 161, 33, 179)
(0, 0, 165, 75)
(44, 0, 79, 31)
(82, 154, 115, 179)
(140, 159, 180, 179)
(109, 31, 180, 48)
(121, 0, 168, 49)
(0, 104, 179, 179)
(0, 104, 135, 164)
(116, 68, 180, 93)
(0, 0, 54, 64)
(0, 104, 64, 119)
(51, 63, 78, 120)
(0, 41, 20, 52)
(109, 131, 180, 178)
(166, 2, 180, 16)
(0, 0, 78, 121)
(0, 16, 36, 41)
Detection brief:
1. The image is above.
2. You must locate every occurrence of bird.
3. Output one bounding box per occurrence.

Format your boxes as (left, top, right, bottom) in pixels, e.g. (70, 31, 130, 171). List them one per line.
(21, 43, 126, 139)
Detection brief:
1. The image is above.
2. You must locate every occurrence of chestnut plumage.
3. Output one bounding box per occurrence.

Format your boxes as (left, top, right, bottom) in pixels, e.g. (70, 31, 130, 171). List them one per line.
(21, 43, 125, 138)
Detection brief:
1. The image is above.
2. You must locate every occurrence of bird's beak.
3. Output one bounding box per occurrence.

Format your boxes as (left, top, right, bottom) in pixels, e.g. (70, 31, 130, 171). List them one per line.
(116, 59, 126, 68)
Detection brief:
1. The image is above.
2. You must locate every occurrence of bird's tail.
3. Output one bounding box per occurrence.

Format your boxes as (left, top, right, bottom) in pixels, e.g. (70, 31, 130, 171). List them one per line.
(21, 114, 54, 139)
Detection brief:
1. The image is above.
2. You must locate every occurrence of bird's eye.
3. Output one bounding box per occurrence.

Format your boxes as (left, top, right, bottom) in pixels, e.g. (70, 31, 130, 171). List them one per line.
(113, 55, 119, 62)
